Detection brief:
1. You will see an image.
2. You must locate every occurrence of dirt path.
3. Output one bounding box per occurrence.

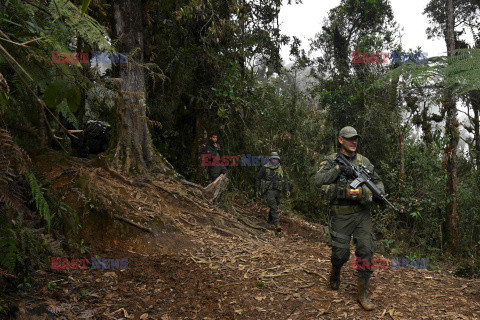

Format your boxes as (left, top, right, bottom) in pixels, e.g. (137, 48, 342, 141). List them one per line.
(4, 153, 480, 319)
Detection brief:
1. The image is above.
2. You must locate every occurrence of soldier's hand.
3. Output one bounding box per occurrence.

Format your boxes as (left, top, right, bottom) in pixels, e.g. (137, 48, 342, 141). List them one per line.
(256, 192, 261, 198)
(339, 164, 355, 179)
(286, 191, 290, 197)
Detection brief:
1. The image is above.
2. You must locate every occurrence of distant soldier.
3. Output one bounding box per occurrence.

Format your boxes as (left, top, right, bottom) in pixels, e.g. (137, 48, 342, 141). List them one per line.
(255, 152, 290, 232)
(315, 126, 385, 311)
(205, 133, 227, 182)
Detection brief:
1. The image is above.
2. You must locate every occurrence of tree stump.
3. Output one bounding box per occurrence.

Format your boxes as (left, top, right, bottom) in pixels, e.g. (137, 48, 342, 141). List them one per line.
(203, 174, 229, 203)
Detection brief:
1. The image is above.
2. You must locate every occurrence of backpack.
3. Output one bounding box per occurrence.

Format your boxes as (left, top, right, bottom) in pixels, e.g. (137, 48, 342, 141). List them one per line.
(84, 120, 111, 154)
(85, 120, 110, 139)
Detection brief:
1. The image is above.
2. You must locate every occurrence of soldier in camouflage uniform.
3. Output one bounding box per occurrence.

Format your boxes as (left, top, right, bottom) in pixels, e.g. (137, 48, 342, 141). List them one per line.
(315, 126, 384, 311)
(255, 152, 290, 232)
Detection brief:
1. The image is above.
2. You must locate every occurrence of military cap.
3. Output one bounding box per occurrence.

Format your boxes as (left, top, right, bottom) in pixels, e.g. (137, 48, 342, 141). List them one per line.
(339, 126, 361, 139)
(270, 152, 280, 160)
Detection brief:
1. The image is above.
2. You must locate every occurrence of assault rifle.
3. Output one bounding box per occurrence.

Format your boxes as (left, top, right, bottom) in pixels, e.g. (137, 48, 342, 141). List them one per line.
(335, 154, 399, 212)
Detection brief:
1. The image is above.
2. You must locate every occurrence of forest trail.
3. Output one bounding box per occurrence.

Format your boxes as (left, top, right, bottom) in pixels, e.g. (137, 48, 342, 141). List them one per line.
(5, 151, 480, 320)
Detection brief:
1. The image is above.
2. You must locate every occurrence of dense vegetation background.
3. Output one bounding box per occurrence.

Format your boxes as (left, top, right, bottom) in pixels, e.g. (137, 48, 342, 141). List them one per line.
(1, 0, 480, 290)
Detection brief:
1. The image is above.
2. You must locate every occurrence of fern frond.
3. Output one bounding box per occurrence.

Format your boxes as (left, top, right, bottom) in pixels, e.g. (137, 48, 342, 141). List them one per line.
(46, 0, 111, 51)
(0, 237, 20, 273)
(56, 99, 79, 129)
(24, 171, 52, 231)
(374, 48, 480, 95)
(0, 129, 30, 214)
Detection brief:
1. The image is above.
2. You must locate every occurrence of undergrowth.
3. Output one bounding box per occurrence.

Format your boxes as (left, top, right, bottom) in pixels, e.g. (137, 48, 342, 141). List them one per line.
(0, 129, 80, 288)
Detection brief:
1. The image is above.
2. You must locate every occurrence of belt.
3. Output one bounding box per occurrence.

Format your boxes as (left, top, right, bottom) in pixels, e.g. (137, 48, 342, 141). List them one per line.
(331, 205, 363, 215)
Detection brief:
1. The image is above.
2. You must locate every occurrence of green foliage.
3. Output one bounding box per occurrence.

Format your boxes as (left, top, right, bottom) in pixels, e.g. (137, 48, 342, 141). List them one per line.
(48, 281, 58, 290)
(1, 0, 113, 152)
(309, 0, 400, 154)
(454, 263, 480, 278)
(456, 158, 480, 259)
(378, 130, 447, 253)
(0, 209, 49, 279)
(44, 80, 81, 114)
(81, 0, 93, 15)
(56, 99, 79, 129)
(0, 233, 21, 274)
(79, 239, 89, 254)
(256, 280, 266, 288)
(47, 0, 110, 51)
(25, 171, 52, 232)
(0, 168, 79, 279)
(144, 0, 289, 179)
(373, 48, 480, 97)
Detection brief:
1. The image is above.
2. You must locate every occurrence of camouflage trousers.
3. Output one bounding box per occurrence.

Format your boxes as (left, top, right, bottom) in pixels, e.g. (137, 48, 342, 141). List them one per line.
(266, 189, 281, 226)
(330, 210, 377, 278)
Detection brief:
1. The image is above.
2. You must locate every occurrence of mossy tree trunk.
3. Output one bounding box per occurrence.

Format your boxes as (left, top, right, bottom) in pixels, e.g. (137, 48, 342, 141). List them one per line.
(444, 0, 460, 255)
(110, 0, 171, 175)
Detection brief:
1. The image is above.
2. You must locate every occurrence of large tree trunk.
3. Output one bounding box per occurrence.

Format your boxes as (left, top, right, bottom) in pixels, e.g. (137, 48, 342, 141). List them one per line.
(444, 0, 460, 255)
(110, 0, 171, 175)
(469, 92, 480, 167)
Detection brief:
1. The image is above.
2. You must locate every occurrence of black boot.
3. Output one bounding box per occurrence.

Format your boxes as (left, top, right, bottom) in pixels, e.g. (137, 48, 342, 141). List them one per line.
(267, 212, 274, 224)
(329, 265, 341, 290)
(357, 275, 375, 311)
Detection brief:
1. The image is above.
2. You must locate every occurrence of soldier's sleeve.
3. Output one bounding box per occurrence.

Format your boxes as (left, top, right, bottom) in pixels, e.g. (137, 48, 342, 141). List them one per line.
(364, 158, 385, 194)
(315, 157, 340, 187)
(255, 167, 266, 193)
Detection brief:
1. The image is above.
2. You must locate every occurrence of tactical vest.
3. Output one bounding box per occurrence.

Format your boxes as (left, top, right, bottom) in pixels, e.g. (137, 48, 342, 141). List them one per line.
(335, 154, 367, 213)
(321, 154, 367, 214)
(261, 165, 286, 192)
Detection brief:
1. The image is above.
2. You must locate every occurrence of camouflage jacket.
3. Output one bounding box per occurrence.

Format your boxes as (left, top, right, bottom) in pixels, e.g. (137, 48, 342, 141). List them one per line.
(315, 152, 384, 205)
(256, 163, 289, 193)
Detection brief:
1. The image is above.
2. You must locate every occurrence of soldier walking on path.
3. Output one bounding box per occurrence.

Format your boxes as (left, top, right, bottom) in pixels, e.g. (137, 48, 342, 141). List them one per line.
(256, 152, 290, 232)
(315, 126, 385, 311)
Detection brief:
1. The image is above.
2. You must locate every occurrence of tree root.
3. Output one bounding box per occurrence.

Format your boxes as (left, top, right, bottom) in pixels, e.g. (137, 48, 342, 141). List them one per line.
(113, 214, 153, 233)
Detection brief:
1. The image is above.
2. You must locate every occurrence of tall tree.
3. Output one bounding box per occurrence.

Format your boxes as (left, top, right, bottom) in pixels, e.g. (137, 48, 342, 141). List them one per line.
(443, 0, 460, 255)
(309, 0, 398, 152)
(468, 91, 480, 167)
(110, 0, 171, 174)
(423, 0, 480, 254)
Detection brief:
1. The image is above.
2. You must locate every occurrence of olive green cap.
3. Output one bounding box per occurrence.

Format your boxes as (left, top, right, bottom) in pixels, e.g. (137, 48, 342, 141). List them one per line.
(270, 152, 280, 160)
(339, 126, 361, 139)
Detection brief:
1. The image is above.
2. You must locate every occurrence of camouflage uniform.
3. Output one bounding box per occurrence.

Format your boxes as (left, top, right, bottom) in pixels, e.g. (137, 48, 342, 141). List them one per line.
(255, 159, 289, 227)
(315, 152, 384, 277)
